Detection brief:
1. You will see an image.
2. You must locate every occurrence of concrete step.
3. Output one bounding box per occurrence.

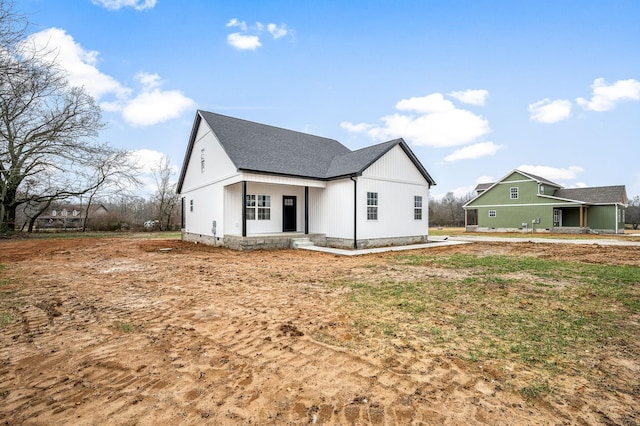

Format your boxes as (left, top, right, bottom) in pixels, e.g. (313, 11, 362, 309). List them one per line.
(291, 238, 314, 249)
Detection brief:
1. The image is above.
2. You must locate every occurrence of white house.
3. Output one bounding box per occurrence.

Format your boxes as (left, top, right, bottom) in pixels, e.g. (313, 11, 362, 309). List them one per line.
(177, 111, 436, 250)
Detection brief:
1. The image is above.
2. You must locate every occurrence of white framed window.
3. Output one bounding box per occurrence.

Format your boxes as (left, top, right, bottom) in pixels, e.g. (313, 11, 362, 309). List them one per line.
(61, 209, 68, 216)
(414, 195, 423, 220)
(72, 209, 79, 216)
(246, 195, 271, 220)
(190, 199, 194, 212)
(52, 210, 57, 216)
(200, 149, 205, 173)
(489, 210, 497, 217)
(367, 192, 378, 220)
(510, 187, 519, 199)
(257, 195, 271, 220)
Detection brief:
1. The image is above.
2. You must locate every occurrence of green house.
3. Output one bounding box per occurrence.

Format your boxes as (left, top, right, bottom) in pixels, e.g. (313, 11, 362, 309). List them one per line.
(463, 169, 628, 234)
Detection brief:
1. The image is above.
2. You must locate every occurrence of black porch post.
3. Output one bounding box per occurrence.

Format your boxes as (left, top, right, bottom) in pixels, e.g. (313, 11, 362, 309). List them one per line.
(304, 186, 309, 235)
(242, 180, 247, 237)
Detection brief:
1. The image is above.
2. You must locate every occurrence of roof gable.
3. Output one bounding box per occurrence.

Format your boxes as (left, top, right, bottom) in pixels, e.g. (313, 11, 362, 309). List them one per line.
(178, 111, 435, 191)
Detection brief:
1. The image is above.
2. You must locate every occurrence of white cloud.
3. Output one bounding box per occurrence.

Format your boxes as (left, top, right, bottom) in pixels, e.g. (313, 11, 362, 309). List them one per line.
(340, 121, 374, 133)
(518, 165, 584, 181)
(91, 0, 156, 11)
(267, 23, 288, 39)
(444, 141, 503, 162)
(25, 28, 195, 127)
(227, 33, 262, 51)
(355, 94, 490, 147)
(24, 28, 130, 100)
(528, 98, 572, 123)
(121, 73, 196, 126)
(396, 93, 455, 113)
(225, 19, 292, 50)
(576, 78, 640, 111)
(226, 18, 248, 31)
(448, 89, 489, 106)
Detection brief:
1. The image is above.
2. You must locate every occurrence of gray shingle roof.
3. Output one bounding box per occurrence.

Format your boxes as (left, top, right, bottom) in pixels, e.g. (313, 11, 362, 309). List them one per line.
(199, 111, 350, 179)
(553, 186, 628, 204)
(179, 111, 435, 185)
(516, 170, 562, 187)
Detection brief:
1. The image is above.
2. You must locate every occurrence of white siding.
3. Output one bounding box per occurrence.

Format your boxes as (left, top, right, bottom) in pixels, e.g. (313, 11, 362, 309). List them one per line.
(180, 118, 239, 236)
(320, 179, 355, 239)
(224, 182, 307, 235)
(359, 145, 430, 239)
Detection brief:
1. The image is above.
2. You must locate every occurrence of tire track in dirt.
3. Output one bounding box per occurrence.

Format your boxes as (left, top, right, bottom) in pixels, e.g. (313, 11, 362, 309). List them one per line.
(2, 238, 620, 424)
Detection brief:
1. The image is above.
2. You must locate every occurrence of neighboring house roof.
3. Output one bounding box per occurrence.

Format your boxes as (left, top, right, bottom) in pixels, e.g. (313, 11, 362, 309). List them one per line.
(177, 111, 436, 191)
(516, 170, 562, 188)
(464, 168, 628, 208)
(552, 186, 628, 205)
(474, 182, 493, 192)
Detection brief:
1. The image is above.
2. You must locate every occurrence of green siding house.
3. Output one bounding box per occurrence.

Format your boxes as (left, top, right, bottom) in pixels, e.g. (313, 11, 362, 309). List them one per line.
(463, 170, 628, 234)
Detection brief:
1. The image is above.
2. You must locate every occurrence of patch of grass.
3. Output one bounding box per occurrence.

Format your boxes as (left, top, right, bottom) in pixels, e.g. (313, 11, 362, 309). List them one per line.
(520, 380, 551, 401)
(116, 322, 136, 333)
(0, 311, 15, 328)
(337, 253, 640, 374)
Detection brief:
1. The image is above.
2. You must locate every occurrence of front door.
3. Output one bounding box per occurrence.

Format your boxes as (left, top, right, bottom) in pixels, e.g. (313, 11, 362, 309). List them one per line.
(283, 196, 296, 232)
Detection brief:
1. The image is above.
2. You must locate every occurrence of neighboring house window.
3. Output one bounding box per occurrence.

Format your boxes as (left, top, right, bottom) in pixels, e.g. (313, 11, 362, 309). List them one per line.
(61, 209, 68, 216)
(257, 195, 271, 220)
(367, 192, 378, 220)
(414, 196, 423, 220)
(489, 210, 497, 217)
(52, 210, 57, 216)
(510, 187, 519, 199)
(190, 199, 194, 212)
(72, 209, 79, 216)
(245, 195, 271, 220)
(200, 149, 205, 173)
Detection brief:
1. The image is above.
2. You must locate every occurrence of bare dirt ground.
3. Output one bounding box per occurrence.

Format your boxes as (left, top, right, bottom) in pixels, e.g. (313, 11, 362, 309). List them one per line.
(0, 236, 638, 425)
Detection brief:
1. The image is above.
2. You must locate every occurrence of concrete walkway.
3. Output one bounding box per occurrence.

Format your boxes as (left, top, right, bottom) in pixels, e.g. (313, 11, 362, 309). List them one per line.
(436, 235, 640, 247)
(299, 234, 640, 256)
(299, 239, 468, 256)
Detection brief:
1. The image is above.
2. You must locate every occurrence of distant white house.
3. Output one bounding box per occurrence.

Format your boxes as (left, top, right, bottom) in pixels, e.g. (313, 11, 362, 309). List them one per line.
(176, 111, 436, 250)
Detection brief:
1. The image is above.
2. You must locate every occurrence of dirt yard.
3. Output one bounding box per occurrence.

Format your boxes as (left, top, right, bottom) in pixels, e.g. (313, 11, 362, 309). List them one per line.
(0, 236, 638, 425)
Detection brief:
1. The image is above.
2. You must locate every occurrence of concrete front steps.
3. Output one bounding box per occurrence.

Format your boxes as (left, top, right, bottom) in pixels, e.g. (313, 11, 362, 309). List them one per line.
(291, 238, 314, 249)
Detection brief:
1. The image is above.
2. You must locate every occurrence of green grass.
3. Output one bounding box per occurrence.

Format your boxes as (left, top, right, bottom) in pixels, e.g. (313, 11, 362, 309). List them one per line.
(336, 253, 640, 372)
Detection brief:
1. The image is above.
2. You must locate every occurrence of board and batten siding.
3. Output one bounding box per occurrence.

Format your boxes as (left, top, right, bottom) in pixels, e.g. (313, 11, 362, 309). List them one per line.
(359, 145, 430, 239)
(181, 122, 239, 236)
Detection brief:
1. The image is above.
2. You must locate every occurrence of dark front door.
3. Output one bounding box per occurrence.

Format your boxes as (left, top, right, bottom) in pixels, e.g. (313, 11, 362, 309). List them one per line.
(283, 196, 296, 232)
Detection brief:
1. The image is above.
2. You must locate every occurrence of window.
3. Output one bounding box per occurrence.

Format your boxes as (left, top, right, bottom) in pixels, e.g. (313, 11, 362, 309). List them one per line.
(245, 195, 256, 220)
(72, 209, 79, 216)
(61, 209, 68, 216)
(510, 187, 519, 199)
(200, 149, 205, 173)
(414, 196, 423, 220)
(190, 199, 194, 212)
(52, 210, 57, 216)
(489, 210, 497, 217)
(367, 192, 378, 220)
(245, 195, 270, 220)
(257, 195, 271, 220)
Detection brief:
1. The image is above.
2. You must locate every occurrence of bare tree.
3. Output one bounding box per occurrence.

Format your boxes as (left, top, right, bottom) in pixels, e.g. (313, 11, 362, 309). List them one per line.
(0, 1, 109, 232)
(78, 148, 141, 232)
(152, 154, 179, 231)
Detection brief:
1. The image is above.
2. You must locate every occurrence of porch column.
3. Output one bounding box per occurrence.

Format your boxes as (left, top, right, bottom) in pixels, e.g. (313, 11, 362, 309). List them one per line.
(579, 206, 583, 228)
(242, 180, 247, 237)
(304, 186, 309, 235)
(464, 208, 468, 228)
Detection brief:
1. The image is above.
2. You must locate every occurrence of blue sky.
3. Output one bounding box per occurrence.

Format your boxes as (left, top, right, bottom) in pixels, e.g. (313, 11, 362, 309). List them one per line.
(17, 0, 640, 199)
